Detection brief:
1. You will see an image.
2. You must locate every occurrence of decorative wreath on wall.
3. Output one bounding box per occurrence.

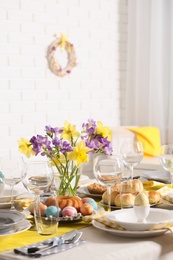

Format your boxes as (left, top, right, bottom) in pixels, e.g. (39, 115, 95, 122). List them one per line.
(47, 34, 77, 77)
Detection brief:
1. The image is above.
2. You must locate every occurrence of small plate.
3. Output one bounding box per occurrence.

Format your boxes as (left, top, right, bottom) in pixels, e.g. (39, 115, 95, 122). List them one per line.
(0, 220, 31, 237)
(77, 186, 102, 198)
(92, 220, 168, 238)
(105, 208, 173, 231)
(141, 170, 170, 183)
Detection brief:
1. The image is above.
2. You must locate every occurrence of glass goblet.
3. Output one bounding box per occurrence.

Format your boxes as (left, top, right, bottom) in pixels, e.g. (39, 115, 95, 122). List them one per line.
(0, 156, 24, 210)
(159, 144, 173, 189)
(21, 159, 54, 196)
(120, 141, 144, 180)
(93, 154, 124, 212)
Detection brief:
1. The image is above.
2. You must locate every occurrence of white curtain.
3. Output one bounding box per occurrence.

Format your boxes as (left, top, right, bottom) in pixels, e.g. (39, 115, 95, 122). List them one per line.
(123, 0, 173, 144)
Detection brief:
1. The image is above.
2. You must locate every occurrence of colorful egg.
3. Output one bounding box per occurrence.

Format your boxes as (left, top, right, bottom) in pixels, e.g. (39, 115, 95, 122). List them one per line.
(80, 203, 93, 215)
(62, 206, 77, 217)
(85, 199, 98, 210)
(82, 197, 94, 203)
(45, 206, 58, 217)
(39, 203, 47, 216)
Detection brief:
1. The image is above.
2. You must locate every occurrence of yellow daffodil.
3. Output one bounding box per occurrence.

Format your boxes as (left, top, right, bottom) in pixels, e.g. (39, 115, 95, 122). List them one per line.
(95, 121, 112, 141)
(18, 138, 35, 158)
(67, 140, 90, 168)
(61, 121, 80, 142)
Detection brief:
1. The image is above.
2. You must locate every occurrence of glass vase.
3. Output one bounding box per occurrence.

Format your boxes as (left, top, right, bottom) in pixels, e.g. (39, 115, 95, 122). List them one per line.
(51, 161, 80, 196)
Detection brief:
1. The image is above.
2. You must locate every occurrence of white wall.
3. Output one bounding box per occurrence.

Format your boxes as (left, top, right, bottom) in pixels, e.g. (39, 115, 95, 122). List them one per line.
(0, 0, 127, 157)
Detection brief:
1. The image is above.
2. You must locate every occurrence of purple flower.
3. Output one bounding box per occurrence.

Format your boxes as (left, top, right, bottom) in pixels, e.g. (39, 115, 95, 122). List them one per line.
(45, 125, 62, 135)
(81, 119, 113, 155)
(52, 137, 73, 154)
(30, 135, 51, 155)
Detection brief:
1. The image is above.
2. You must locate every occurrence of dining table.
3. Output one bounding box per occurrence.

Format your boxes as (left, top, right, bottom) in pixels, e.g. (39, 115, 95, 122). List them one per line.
(1, 164, 173, 260)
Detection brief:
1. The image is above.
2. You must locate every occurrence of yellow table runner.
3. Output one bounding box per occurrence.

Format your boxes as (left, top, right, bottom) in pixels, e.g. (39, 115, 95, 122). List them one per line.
(0, 221, 90, 254)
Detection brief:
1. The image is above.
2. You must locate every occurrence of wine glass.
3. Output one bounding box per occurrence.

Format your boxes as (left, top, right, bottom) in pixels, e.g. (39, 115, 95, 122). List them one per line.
(21, 158, 54, 196)
(93, 154, 124, 212)
(120, 141, 144, 180)
(159, 144, 173, 189)
(0, 156, 24, 210)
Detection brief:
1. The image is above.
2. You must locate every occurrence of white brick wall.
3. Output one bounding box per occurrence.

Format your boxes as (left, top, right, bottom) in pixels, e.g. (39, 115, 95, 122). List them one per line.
(0, 0, 127, 157)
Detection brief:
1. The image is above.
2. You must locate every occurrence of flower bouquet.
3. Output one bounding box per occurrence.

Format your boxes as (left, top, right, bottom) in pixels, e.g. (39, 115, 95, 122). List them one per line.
(18, 119, 112, 196)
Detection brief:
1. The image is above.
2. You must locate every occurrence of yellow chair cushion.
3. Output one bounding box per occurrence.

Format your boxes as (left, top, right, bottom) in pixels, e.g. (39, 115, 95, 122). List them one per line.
(127, 127, 161, 157)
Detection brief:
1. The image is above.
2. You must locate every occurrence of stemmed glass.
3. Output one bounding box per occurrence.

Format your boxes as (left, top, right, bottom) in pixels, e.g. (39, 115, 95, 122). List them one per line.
(21, 158, 54, 196)
(93, 155, 124, 212)
(159, 145, 173, 189)
(0, 156, 24, 210)
(120, 141, 144, 180)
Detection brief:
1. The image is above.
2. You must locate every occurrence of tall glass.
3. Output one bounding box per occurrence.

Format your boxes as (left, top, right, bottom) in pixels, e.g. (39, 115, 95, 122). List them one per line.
(21, 158, 54, 196)
(159, 144, 173, 188)
(120, 141, 144, 179)
(0, 156, 24, 210)
(93, 155, 124, 212)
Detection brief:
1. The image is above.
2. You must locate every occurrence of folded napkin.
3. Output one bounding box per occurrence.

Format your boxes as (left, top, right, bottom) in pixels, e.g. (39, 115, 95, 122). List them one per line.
(158, 186, 173, 197)
(142, 180, 171, 191)
(127, 126, 161, 157)
(161, 191, 173, 204)
(13, 234, 85, 258)
(82, 208, 106, 223)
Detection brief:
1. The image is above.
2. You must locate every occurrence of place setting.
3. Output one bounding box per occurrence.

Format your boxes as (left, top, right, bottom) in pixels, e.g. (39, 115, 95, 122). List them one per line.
(92, 179, 173, 238)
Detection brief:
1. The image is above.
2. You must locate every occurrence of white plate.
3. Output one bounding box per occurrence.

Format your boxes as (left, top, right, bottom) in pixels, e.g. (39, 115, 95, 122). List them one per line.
(0, 210, 26, 233)
(105, 208, 173, 231)
(0, 189, 23, 203)
(77, 186, 102, 197)
(141, 170, 170, 183)
(92, 220, 168, 238)
(0, 220, 31, 237)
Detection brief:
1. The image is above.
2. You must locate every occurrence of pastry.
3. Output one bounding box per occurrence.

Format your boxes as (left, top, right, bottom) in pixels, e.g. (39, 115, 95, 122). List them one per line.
(147, 190, 161, 204)
(58, 196, 83, 211)
(102, 190, 119, 205)
(120, 179, 143, 194)
(115, 193, 135, 207)
(87, 183, 107, 195)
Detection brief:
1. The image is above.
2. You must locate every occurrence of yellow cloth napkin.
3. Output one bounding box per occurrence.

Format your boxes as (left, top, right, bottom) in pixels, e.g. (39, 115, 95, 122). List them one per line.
(127, 126, 161, 157)
(0, 221, 90, 254)
(142, 180, 171, 191)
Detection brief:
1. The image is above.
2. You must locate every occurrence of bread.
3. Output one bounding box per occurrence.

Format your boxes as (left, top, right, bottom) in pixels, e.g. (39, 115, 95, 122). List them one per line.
(115, 193, 135, 207)
(147, 190, 161, 204)
(102, 190, 119, 205)
(57, 196, 83, 211)
(120, 179, 143, 194)
(87, 183, 107, 195)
